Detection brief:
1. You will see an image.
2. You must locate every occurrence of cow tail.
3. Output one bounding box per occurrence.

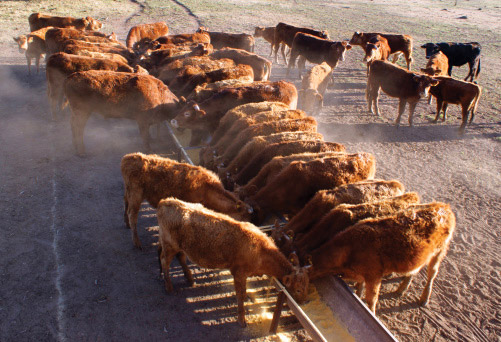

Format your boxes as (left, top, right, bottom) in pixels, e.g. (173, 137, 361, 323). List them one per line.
(469, 85, 481, 115)
(476, 58, 481, 78)
(264, 61, 272, 81)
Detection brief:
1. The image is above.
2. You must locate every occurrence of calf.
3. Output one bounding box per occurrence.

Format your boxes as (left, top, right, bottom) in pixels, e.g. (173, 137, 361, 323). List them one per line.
(210, 48, 272, 81)
(205, 109, 306, 167)
(198, 28, 254, 52)
(420, 51, 449, 77)
(428, 76, 481, 133)
(126, 22, 169, 49)
(363, 35, 391, 67)
(13, 30, 48, 74)
(54, 39, 135, 63)
(293, 192, 420, 260)
(156, 56, 235, 85)
(366, 60, 439, 126)
(46, 52, 142, 120)
(221, 131, 324, 180)
(349, 31, 413, 70)
(71, 50, 129, 65)
(299, 62, 332, 114)
(170, 81, 298, 134)
(140, 44, 213, 74)
(254, 26, 278, 56)
(156, 198, 309, 326)
(64, 70, 180, 155)
(155, 32, 211, 46)
(233, 140, 345, 186)
(287, 33, 351, 78)
(421, 42, 481, 82)
(247, 152, 376, 224)
(307, 202, 456, 312)
(121, 154, 253, 249)
(273, 22, 329, 64)
(169, 64, 254, 97)
(29, 12, 103, 31)
(187, 78, 254, 104)
(214, 118, 318, 170)
(45, 27, 122, 55)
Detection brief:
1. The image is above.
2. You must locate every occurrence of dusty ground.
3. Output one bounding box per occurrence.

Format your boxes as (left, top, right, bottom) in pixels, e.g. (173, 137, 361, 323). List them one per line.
(0, 0, 500, 341)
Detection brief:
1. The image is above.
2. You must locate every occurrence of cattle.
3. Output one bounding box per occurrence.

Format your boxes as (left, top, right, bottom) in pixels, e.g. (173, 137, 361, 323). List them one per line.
(273, 179, 405, 246)
(156, 198, 310, 326)
(64, 70, 180, 155)
(232, 140, 346, 186)
(186, 78, 255, 103)
(363, 35, 391, 66)
(299, 62, 332, 114)
(210, 102, 290, 145)
(254, 26, 278, 56)
(204, 109, 306, 168)
(121, 154, 252, 249)
(420, 51, 449, 77)
(287, 33, 351, 78)
(221, 131, 324, 180)
(428, 76, 482, 133)
(247, 152, 376, 224)
(211, 118, 318, 170)
(366, 60, 439, 126)
(70, 50, 130, 65)
(349, 31, 413, 70)
(235, 151, 345, 200)
(306, 202, 455, 312)
(273, 22, 329, 64)
(154, 32, 211, 46)
(156, 56, 235, 85)
(421, 42, 481, 82)
(46, 52, 142, 120)
(169, 64, 254, 97)
(29, 12, 103, 32)
(44, 27, 123, 55)
(170, 81, 298, 135)
(13, 29, 50, 74)
(293, 192, 420, 260)
(140, 43, 213, 74)
(126, 22, 169, 49)
(198, 27, 254, 52)
(50, 39, 135, 64)
(210, 48, 272, 81)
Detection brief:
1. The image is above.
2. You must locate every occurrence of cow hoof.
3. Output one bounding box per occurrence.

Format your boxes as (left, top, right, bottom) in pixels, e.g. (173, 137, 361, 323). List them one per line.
(432, 119, 438, 123)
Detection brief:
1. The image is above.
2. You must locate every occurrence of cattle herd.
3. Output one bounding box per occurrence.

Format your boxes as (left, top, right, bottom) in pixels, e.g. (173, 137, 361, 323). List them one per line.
(15, 13, 468, 329)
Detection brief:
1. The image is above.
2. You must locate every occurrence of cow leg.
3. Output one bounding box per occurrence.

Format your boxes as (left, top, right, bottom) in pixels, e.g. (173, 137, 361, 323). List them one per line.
(273, 41, 280, 64)
(50, 84, 65, 121)
(281, 44, 287, 65)
(70, 109, 91, 156)
(433, 98, 443, 123)
(395, 99, 406, 126)
(447, 65, 453, 76)
(459, 104, 468, 134)
(391, 52, 402, 64)
(159, 244, 178, 292)
(395, 275, 413, 295)
(464, 61, 475, 82)
(26, 55, 31, 75)
(419, 251, 445, 306)
(405, 53, 412, 70)
(126, 186, 143, 249)
(269, 43, 274, 57)
(286, 50, 298, 77)
(297, 56, 306, 79)
(408, 101, 418, 126)
(364, 277, 382, 313)
(137, 121, 152, 153)
(232, 271, 248, 327)
(427, 94, 433, 105)
(35, 55, 41, 74)
(442, 103, 449, 121)
(176, 252, 194, 286)
(123, 192, 130, 228)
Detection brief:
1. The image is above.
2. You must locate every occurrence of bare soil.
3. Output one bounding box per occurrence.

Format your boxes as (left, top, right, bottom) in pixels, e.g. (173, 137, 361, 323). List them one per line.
(1, 1, 499, 341)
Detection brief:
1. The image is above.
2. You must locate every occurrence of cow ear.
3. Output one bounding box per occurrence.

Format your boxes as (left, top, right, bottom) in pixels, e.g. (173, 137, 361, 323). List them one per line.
(197, 109, 206, 117)
(315, 92, 323, 102)
(283, 274, 293, 287)
(346, 44, 352, 50)
(27, 36, 34, 43)
(431, 78, 440, 86)
(13, 37, 19, 42)
(179, 96, 187, 104)
(355, 31, 360, 35)
(420, 44, 426, 49)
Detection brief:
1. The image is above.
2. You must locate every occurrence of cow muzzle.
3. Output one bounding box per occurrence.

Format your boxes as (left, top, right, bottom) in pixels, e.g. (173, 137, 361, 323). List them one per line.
(170, 119, 179, 128)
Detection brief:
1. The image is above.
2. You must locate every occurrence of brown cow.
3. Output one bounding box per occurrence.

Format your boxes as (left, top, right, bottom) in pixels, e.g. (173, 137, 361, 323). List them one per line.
(273, 22, 329, 64)
(232, 140, 346, 186)
(210, 48, 272, 81)
(50, 39, 135, 64)
(272, 179, 405, 247)
(293, 192, 420, 260)
(154, 32, 211, 46)
(221, 131, 324, 179)
(70, 50, 129, 65)
(44, 28, 123, 54)
(13, 29, 50, 74)
(169, 64, 254, 97)
(299, 62, 332, 114)
(29, 12, 103, 32)
(156, 56, 235, 85)
(121, 153, 253, 249)
(349, 31, 413, 70)
(363, 35, 391, 73)
(428, 76, 481, 133)
(287, 33, 351, 78)
(187, 78, 254, 104)
(126, 22, 169, 49)
(366, 60, 439, 126)
(64, 70, 180, 155)
(198, 27, 254, 52)
(204, 109, 306, 168)
(156, 198, 309, 326)
(170, 81, 298, 134)
(254, 26, 278, 56)
(420, 51, 449, 104)
(307, 202, 455, 312)
(140, 43, 213, 74)
(46, 52, 143, 120)
(247, 153, 376, 224)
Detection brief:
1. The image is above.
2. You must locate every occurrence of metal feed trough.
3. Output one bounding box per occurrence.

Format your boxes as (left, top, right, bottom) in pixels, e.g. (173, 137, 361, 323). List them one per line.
(165, 123, 398, 341)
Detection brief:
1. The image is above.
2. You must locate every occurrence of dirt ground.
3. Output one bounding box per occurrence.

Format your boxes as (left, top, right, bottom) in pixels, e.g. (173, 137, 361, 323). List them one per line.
(0, 1, 500, 341)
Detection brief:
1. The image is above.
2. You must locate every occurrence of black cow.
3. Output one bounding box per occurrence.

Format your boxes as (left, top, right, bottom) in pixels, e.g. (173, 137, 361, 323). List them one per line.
(420, 42, 481, 82)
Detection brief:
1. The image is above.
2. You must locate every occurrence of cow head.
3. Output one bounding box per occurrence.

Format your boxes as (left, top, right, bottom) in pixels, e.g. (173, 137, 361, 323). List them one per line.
(420, 67, 442, 76)
(13, 35, 30, 53)
(254, 26, 265, 37)
(320, 30, 330, 40)
(349, 31, 364, 46)
(197, 26, 209, 34)
(420, 43, 440, 59)
(170, 102, 207, 131)
(327, 41, 352, 67)
(133, 65, 149, 75)
(363, 43, 379, 63)
(232, 199, 254, 221)
(413, 74, 440, 98)
(282, 254, 310, 303)
(83, 16, 103, 31)
(299, 88, 323, 114)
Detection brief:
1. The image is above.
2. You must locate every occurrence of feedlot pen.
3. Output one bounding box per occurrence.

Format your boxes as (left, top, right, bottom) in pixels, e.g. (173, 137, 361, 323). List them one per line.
(165, 123, 398, 342)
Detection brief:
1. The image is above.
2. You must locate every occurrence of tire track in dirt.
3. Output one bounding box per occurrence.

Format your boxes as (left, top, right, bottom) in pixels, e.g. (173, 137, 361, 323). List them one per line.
(125, 0, 147, 24)
(170, 0, 202, 28)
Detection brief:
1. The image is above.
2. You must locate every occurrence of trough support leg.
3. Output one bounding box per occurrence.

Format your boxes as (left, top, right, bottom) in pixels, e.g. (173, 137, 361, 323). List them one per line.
(269, 291, 287, 334)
